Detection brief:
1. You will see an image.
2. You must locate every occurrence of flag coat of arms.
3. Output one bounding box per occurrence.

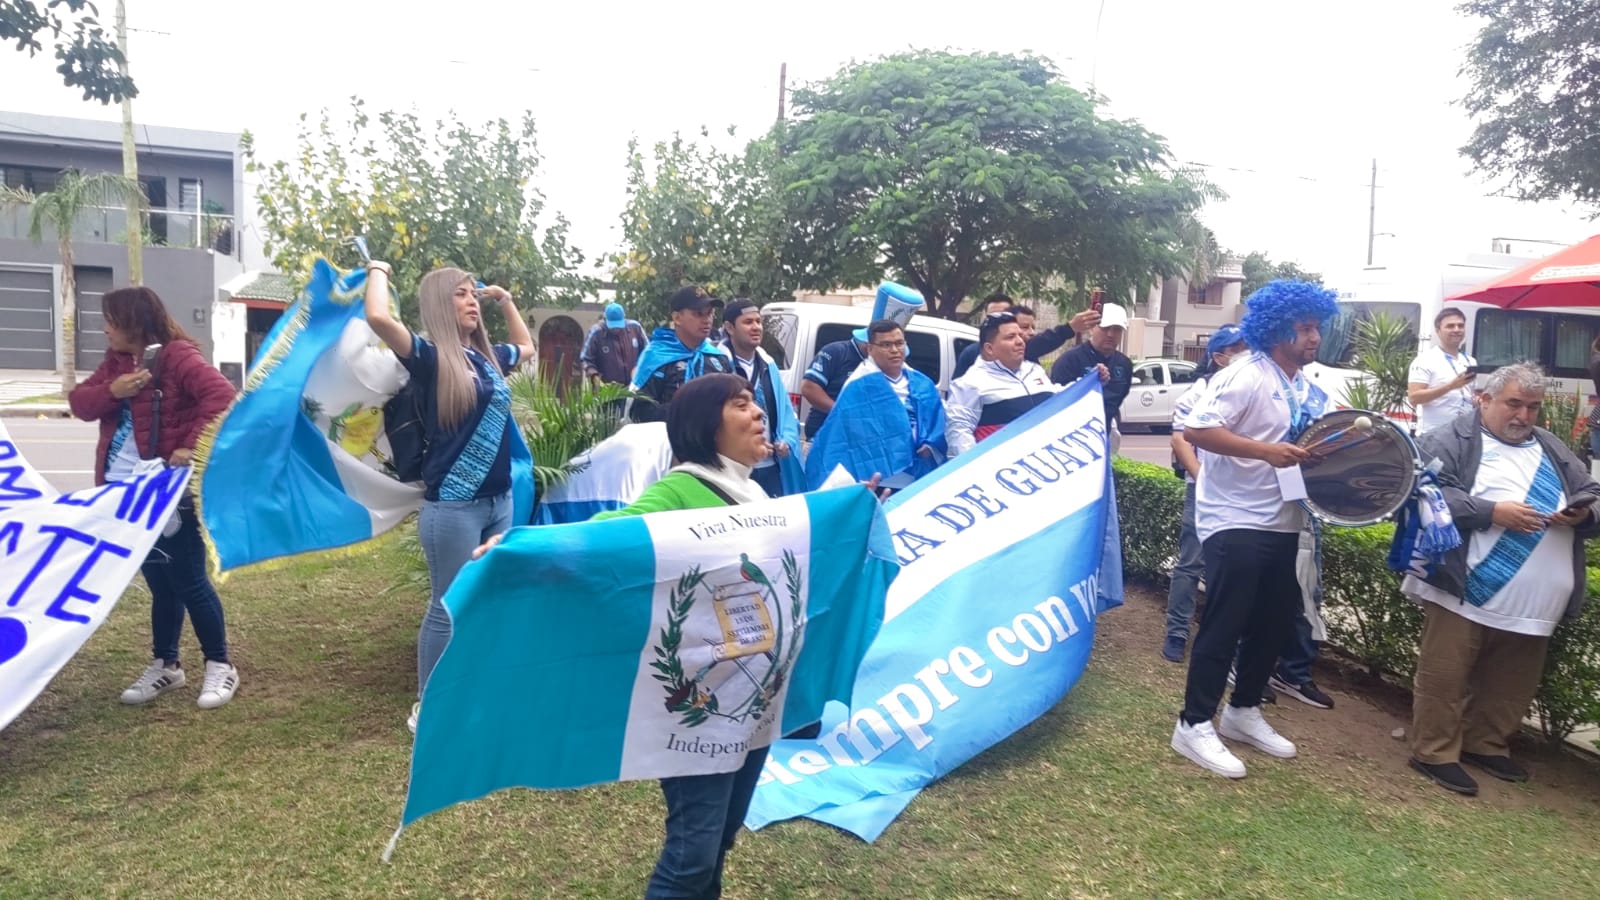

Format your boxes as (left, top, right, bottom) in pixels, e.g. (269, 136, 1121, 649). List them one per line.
(392, 485, 898, 842)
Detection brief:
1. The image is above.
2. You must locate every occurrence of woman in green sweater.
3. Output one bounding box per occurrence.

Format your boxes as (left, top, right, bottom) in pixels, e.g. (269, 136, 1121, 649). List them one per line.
(475, 373, 774, 897)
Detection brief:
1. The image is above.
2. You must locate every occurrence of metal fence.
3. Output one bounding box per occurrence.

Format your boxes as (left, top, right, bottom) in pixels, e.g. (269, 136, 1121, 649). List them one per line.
(0, 202, 235, 252)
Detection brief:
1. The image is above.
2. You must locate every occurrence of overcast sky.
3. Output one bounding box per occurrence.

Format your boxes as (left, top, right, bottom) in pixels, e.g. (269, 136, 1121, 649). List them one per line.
(2, 0, 1594, 285)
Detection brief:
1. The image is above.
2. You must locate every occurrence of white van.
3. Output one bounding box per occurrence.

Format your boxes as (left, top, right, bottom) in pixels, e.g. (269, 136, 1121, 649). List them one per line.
(757, 301, 980, 419)
(1308, 250, 1600, 412)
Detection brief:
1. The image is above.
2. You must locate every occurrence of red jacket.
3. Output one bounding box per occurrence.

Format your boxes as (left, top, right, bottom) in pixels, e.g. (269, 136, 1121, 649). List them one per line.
(69, 340, 237, 485)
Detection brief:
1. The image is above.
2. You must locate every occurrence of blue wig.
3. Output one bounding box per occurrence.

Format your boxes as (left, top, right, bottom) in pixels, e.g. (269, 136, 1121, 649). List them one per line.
(1239, 279, 1339, 352)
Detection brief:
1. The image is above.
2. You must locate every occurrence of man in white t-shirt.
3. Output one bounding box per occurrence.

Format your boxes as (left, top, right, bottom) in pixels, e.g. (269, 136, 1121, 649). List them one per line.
(1170, 280, 1337, 780)
(1403, 362, 1600, 796)
(1407, 307, 1477, 433)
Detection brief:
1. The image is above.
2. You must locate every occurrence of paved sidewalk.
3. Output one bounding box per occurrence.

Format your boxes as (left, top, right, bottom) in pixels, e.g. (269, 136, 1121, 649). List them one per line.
(0, 369, 71, 416)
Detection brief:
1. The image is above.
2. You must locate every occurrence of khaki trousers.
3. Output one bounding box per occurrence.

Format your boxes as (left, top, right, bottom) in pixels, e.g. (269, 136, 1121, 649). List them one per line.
(1411, 601, 1551, 764)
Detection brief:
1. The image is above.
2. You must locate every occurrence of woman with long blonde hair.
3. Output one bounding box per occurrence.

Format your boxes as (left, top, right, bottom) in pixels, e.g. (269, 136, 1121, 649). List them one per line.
(364, 261, 535, 732)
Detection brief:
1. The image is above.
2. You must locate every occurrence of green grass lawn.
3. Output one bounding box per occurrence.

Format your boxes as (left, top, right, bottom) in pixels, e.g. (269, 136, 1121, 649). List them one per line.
(4, 543, 1600, 898)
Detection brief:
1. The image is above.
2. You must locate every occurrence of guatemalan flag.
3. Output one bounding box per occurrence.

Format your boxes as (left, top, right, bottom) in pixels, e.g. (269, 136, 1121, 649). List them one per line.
(387, 485, 897, 856)
(196, 259, 534, 572)
(533, 423, 674, 524)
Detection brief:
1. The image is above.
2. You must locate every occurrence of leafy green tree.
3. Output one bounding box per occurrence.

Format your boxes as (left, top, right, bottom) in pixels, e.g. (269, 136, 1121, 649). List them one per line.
(1, 170, 147, 392)
(1238, 251, 1322, 299)
(608, 129, 795, 326)
(1459, 0, 1600, 205)
(779, 50, 1209, 319)
(1, 0, 135, 102)
(247, 99, 593, 329)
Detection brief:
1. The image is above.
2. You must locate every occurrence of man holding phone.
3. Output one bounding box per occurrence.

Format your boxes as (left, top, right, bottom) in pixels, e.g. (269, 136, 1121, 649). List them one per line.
(1407, 307, 1478, 433)
(1403, 362, 1600, 796)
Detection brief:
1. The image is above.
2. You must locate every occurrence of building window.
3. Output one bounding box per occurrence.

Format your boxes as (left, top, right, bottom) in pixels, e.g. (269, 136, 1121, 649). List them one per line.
(1188, 283, 1220, 306)
(179, 178, 202, 212)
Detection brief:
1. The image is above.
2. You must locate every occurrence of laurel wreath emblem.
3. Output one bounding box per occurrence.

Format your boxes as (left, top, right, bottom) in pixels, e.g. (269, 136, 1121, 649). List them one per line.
(651, 551, 804, 728)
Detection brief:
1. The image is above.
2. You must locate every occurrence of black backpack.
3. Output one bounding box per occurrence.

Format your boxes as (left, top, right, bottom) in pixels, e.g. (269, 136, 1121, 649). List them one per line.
(383, 380, 429, 483)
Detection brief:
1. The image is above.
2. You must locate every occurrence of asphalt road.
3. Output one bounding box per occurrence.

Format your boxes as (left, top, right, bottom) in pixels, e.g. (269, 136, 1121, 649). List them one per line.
(2, 415, 98, 494)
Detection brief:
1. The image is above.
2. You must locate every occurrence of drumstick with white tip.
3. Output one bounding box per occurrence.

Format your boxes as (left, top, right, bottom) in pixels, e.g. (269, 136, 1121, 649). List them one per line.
(1304, 415, 1374, 453)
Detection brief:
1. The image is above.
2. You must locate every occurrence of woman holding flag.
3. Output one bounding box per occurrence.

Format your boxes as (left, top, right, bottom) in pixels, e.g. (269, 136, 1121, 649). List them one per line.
(476, 374, 778, 897)
(362, 261, 535, 733)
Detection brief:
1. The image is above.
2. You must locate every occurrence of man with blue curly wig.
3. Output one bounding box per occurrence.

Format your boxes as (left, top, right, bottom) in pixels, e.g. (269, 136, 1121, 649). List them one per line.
(1170, 279, 1337, 779)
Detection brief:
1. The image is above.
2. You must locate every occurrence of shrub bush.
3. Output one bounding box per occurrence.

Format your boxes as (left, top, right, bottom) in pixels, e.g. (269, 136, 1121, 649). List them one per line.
(1112, 456, 1600, 744)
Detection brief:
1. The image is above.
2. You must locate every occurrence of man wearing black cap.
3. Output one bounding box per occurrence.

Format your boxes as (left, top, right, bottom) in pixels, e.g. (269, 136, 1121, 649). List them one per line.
(628, 285, 735, 423)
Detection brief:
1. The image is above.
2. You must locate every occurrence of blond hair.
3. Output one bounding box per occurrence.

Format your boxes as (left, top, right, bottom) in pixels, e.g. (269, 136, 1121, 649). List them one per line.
(417, 267, 497, 431)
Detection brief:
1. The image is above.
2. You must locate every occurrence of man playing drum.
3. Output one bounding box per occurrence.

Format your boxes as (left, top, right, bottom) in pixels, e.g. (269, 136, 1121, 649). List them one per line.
(1169, 280, 1338, 779)
(1404, 362, 1600, 796)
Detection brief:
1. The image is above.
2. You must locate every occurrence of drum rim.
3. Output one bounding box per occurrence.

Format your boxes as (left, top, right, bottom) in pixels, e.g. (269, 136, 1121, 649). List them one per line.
(1295, 409, 1419, 526)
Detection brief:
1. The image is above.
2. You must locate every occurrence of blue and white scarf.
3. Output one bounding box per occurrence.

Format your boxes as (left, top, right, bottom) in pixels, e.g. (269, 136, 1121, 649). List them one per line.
(1463, 453, 1562, 607)
(438, 353, 512, 501)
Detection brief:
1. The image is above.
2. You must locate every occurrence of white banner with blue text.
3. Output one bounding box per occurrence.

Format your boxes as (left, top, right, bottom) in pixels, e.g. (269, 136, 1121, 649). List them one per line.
(0, 421, 190, 731)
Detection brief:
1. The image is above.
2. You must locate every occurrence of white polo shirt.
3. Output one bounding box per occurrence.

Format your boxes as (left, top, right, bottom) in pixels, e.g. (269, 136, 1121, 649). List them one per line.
(1408, 345, 1476, 432)
(1182, 352, 1309, 543)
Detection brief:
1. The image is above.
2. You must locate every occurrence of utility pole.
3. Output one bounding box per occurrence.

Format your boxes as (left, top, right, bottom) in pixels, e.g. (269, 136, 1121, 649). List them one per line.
(117, 0, 143, 285)
(777, 63, 787, 123)
(1366, 158, 1377, 266)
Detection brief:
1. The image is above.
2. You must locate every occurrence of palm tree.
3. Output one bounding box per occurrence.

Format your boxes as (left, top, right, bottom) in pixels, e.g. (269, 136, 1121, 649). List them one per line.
(2, 170, 148, 394)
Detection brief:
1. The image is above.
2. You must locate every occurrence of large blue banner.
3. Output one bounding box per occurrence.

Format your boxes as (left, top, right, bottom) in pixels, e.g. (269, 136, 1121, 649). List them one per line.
(745, 376, 1122, 841)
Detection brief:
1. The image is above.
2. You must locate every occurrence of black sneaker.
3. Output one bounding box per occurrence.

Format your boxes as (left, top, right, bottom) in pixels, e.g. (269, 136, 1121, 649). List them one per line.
(1161, 636, 1186, 663)
(1226, 664, 1276, 704)
(1410, 758, 1479, 796)
(1461, 752, 1529, 783)
(1269, 675, 1334, 710)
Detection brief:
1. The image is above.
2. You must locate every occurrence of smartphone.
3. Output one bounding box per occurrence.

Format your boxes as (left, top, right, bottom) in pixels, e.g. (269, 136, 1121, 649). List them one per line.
(141, 343, 163, 367)
(1465, 364, 1487, 375)
(1559, 495, 1599, 517)
(1089, 289, 1105, 315)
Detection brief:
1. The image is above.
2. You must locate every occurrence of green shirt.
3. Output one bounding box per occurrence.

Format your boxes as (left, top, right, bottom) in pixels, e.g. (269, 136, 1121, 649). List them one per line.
(590, 471, 730, 520)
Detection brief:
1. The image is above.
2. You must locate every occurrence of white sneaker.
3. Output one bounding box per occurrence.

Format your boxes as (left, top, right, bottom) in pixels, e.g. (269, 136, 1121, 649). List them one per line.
(1171, 719, 1247, 778)
(1218, 704, 1297, 759)
(196, 661, 239, 710)
(407, 702, 420, 735)
(120, 660, 186, 705)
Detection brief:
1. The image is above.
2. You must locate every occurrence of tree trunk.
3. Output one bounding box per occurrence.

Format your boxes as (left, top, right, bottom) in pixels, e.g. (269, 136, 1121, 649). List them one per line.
(59, 239, 77, 396)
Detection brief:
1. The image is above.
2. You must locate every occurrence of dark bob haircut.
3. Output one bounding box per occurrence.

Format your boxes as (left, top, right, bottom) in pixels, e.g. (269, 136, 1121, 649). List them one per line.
(666, 373, 754, 469)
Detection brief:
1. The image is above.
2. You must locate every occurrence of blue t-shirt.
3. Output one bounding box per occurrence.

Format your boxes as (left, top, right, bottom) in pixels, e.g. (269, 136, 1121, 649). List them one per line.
(398, 334, 520, 502)
(802, 338, 867, 438)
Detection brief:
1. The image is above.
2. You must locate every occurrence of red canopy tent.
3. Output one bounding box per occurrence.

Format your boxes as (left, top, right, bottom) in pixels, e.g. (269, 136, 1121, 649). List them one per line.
(1446, 235, 1600, 309)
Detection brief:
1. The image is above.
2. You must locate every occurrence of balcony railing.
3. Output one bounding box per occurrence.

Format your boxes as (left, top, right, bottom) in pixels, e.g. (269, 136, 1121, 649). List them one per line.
(0, 202, 236, 252)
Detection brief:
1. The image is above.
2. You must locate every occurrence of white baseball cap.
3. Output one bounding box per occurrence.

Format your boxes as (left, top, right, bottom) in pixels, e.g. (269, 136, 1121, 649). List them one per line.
(1099, 302, 1129, 329)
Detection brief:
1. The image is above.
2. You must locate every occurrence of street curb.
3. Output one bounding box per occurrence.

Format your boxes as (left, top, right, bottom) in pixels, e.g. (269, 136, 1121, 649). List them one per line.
(0, 404, 71, 418)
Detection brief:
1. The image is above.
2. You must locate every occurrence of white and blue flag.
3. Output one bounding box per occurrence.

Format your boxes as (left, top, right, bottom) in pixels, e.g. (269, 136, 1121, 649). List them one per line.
(389, 485, 898, 852)
(745, 375, 1123, 840)
(196, 259, 534, 572)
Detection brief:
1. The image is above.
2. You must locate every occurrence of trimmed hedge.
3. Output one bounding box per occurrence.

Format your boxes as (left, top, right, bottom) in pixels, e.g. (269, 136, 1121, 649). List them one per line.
(1112, 456, 1600, 744)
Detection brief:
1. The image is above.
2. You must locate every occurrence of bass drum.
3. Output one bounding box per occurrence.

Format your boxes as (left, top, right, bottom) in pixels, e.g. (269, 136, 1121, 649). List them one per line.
(1294, 409, 1420, 527)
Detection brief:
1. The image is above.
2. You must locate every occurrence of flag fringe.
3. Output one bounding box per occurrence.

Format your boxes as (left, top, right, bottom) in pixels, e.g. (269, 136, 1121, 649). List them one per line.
(191, 261, 398, 580)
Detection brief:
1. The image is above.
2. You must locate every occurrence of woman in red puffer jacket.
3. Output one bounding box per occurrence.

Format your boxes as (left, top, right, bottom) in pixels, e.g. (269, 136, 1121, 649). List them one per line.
(68, 286, 241, 711)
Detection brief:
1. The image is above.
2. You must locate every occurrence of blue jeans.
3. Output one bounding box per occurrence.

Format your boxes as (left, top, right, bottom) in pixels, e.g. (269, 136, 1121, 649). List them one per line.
(417, 492, 512, 697)
(1164, 481, 1203, 641)
(141, 507, 229, 665)
(646, 747, 771, 899)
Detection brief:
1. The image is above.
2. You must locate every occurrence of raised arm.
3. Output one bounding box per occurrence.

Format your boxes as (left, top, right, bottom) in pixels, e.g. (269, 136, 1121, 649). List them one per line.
(362, 261, 413, 359)
(481, 284, 536, 363)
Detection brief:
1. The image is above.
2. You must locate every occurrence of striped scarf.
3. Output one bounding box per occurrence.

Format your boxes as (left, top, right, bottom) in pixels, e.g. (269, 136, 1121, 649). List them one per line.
(438, 359, 512, 501)
(1464, 452, 1562, 608)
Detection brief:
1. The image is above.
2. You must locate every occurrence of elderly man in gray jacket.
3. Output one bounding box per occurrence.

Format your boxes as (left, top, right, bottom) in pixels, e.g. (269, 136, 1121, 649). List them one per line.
(1404, 362, 1600, 797)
